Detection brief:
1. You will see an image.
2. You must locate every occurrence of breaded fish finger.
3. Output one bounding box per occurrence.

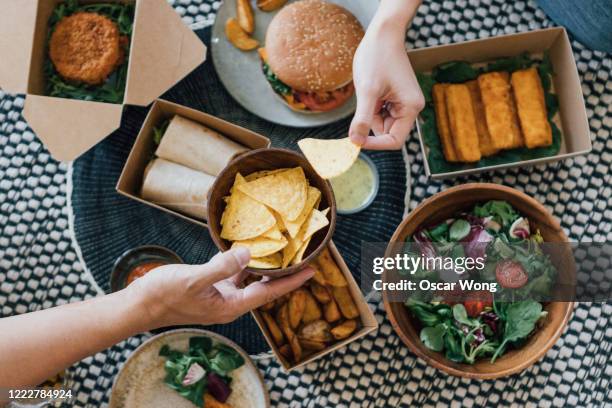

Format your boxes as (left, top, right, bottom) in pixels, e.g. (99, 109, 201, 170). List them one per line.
(478, 72, 524, 150)
(511, 67, 552, 148)
(466, 80, 498, 157)
(432, 84, 458, 162)
(445, 84, 481, 163)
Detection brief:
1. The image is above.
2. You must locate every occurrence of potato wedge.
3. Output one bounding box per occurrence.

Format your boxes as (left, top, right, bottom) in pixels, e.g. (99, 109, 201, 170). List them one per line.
(288, 289, 307, 329)
(260, 300, 275, 312)
(278, 344, 292, 360)
(309, 263, 327, 286)
(225, 18, 259, 51)
(331, 319, 358, 340)
(303, 291, 322, 323)
(331, 286, 359, 319)
(274, 293, 290, 308)
(257, 0, 287, 12)
(299, 320, 332, 343)
(324, 299, 341, 323)
(310, 282, 332, 304)
(316, 248, 347, 287)
(236, 0, 255, 34)
(261, 311, 284, 346)
(277, 304, 301, 362)
(299, 338, 327, 351)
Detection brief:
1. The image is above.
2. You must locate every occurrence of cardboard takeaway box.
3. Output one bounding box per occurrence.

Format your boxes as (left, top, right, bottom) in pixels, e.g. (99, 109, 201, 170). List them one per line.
(0, 0, 206, 162)
(251, 241, 379, 371)
(409, 27, 592, 179)
(116, 99, 271, 228)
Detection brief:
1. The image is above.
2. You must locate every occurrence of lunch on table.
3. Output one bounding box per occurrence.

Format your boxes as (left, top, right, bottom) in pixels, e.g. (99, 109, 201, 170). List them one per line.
(1, 0, 597, 402)
(252, 247, 361, 364)
(45, 0, 134, 103)
(405, 200, 555, 364)
(418, 54, 562, 172)
(219, 167, 330, 269)
(141, 115, 248, 220)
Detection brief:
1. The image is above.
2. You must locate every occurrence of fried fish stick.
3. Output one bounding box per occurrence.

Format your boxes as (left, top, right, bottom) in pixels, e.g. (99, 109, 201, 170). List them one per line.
(511, 67, 552, 148)
(466, 80, 498, 157)
(432, 84, 458, 162)
(445, 84, 481, 162)
(478, 72, 524, 149)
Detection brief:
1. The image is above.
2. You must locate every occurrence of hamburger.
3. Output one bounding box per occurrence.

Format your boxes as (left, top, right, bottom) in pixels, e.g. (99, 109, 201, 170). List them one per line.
(259, 0, 364, 113)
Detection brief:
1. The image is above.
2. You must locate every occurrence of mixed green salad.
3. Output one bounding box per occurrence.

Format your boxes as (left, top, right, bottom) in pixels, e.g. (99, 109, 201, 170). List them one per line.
(159, 336, 245, 406)
(405, 200, 556, 364)
(45, 0, 134, 103)
(418, 53, 561, 174)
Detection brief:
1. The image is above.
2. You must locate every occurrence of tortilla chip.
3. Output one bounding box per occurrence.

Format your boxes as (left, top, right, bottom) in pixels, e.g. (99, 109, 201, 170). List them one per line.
(232, 235, 287, 257)
(291, 237, 312, 265)
(220, 174, 276, 241)
(237, 167, 307, 221)
(282, 208, 330, 267)
(284, 186, 321, 238)
(298, 137, 361, 179)
(272, 210, 287, 232)
(261, 225, 283, 240)
(245, 169, 286, 181)
(249, 253, 282, 269)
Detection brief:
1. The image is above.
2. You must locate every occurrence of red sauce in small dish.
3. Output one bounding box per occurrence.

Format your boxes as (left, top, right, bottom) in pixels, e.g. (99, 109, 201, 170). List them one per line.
(126, 261, 166, 285)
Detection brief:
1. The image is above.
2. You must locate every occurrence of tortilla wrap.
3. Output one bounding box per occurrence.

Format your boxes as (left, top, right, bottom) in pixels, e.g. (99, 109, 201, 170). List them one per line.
(155, 115, 248, 176)
(141, 158, 214, 219)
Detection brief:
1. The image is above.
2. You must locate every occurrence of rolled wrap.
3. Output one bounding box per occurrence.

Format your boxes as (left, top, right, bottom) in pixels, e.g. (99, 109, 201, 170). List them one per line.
(155, 115, 248, 176)
(141, 158, 215, 219)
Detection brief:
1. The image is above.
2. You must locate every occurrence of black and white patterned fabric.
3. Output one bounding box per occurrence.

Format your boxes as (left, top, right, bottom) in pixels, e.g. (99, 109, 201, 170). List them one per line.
(0, 0, 610, 407)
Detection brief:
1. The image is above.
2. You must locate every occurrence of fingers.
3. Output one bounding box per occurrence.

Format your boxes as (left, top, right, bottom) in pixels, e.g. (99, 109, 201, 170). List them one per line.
(236, 267, 315, 313)
(349, 88, 379, 146)
(195, 247, 251, 284)
(362, 103, 420, 150)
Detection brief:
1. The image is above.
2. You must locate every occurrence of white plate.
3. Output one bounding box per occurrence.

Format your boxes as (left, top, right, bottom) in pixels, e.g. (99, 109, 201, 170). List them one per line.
(211, 0, 376, 128)
(109, 329, 270, 408)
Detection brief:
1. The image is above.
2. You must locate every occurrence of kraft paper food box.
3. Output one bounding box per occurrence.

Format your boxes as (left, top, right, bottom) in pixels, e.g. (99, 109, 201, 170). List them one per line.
(0, 0, 206, 162)
(116, 99, 271, 228)
(251, 241, 379, 371)
(409, 27, 591, 179)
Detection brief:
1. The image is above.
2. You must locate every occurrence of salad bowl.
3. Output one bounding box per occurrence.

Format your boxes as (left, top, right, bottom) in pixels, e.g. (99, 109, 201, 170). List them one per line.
(383, 183, 574, 379)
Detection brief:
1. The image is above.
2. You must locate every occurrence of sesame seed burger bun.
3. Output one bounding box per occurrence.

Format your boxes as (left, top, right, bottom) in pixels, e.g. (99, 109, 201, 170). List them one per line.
(265, 0, 364, 94)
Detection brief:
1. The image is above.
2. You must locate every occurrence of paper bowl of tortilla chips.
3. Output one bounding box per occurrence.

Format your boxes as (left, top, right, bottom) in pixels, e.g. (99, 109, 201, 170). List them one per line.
(208, 148, 336, 277)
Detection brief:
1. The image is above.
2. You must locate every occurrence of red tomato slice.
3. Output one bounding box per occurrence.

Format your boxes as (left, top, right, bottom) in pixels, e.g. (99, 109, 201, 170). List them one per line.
(495, 259, 529, 289)
(463, 290, 493, 317)
(295, 83, 354, 112)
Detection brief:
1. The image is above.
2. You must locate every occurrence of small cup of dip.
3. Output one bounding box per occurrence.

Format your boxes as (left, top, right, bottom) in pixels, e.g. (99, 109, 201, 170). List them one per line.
(329, 153, 379, 215)
(110, 245, 183, 292)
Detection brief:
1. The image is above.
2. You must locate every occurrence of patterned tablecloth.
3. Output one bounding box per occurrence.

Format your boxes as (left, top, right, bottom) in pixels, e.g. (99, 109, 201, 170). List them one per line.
(0, 0, 610, 407)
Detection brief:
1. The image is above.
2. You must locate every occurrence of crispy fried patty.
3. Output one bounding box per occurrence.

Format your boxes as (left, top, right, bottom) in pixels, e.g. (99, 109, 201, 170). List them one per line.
(49, 12, 123, 85)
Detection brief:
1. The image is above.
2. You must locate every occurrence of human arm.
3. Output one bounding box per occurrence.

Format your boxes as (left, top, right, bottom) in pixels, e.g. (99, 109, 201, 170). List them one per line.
(349, 0, 425, 150)
(0, 248, 313, 387)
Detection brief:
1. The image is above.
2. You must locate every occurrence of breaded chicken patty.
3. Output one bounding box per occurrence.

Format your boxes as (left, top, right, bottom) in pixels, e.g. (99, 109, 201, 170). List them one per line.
(49, 12, 123, 85)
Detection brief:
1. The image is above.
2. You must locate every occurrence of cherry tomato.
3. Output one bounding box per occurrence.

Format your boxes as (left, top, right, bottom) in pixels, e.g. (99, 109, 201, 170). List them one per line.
(495, 259, 529, 289)
(463, 290, 493, 317)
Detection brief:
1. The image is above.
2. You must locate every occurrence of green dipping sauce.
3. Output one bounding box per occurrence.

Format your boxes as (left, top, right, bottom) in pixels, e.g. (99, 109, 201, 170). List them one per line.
(330, 157, 376, 213)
